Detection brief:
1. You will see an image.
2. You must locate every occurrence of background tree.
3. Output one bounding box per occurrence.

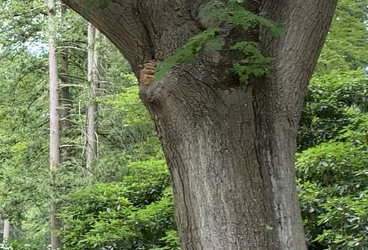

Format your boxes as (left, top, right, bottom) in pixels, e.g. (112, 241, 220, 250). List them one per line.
(0, 0, 52, 247)
(62, 0, 338, 249)
(1, 0, 162, 248)
(47, 0, 61, 248)
(85, 23, 100, 171)
(2, 218, 9, 243)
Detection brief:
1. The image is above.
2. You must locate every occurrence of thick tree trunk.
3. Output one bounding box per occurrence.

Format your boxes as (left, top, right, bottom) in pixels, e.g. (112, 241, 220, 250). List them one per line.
(140, 63, 307, 249)
(62, 0, 337, 249)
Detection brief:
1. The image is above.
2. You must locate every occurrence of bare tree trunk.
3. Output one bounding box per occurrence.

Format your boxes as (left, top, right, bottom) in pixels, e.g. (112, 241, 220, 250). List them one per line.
(62, 0, 338, 249)
(48, 0, 61, 248)
(60, 3, 72, 170)
(2, 218, 9, 242)
(60, 4, 71, 130)
(85, 23, 100, 171)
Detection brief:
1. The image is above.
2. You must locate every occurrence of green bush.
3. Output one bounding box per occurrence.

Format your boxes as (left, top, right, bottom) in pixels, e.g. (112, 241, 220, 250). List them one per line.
(0, 240, 50, 250)
(297, 141, 368, 250)
(298, 70, 368, 150)
(58, 160, 179, 250)
(297, 68, 368, 249)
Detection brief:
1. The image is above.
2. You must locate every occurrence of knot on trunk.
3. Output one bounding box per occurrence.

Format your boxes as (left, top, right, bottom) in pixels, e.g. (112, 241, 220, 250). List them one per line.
(139, 59, 156, 85)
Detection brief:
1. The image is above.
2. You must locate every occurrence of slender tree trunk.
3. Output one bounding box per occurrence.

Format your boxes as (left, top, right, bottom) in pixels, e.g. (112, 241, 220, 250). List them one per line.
(60, 3, 72, 170)
(85, 23, 100, 170)
(62, 0, 338, 249)
(60, 4, 71, 131)
(2, 218, 9, 242)
(48, 0, 61, 248)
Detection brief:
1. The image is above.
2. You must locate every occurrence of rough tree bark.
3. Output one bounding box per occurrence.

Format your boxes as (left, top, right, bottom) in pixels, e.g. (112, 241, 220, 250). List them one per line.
(62, 1, 337, 249)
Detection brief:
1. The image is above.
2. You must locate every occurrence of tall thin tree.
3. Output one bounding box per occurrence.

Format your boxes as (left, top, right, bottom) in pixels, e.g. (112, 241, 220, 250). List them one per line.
(48, 0, 61, 248)
(60, 4, 71, 132)
(86, 23, 100, 171)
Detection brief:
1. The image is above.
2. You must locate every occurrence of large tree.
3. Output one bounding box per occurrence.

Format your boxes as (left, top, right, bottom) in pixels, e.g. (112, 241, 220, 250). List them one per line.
(61, 0, 337, 249)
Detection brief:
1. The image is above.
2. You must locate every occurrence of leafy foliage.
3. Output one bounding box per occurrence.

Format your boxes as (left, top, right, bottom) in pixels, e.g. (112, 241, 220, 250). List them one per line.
(155, 0, 283, 82)
(92, 84, 163, 182)
(297, 24, 368, 249)
(230, 41, 273, 82)
(314, 0, 368, 75)
(296, 2, 368, 247)
(0, 0, 163, 247)
(297, 139, 368, 250)
(298, 70, 368, 150)
(58, 160, 177, 250)
(0, 240, 51, 250)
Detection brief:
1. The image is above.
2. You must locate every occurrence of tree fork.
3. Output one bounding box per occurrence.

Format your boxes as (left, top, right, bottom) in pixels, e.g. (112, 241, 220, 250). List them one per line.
(62, 0, 338, 249)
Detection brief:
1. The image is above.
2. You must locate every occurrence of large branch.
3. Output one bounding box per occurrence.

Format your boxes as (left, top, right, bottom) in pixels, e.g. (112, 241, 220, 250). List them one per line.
(260, 0, 338, 114)
(62, 0, 153, 72)
(62, 0, 204, 75)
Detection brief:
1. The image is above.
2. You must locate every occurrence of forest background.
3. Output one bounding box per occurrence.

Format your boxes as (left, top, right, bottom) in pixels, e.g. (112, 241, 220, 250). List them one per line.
(1, 0, 368, 249)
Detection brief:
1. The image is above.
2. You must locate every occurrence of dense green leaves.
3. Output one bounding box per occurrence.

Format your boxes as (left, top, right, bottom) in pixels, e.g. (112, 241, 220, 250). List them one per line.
(58, 161, 177, 250)
(0, 0, 163, 248)
(297, 73, 368, 249)
(155, 0, 282, 82)
(298, 70, 368, 150)
(298, 140, 368, 250)
(315, 0, 368, 75)
(296, 1, 368, 249)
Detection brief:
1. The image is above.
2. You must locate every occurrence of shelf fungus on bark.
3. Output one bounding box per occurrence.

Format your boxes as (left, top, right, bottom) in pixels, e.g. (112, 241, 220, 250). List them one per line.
(139, 59, 156, 85)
